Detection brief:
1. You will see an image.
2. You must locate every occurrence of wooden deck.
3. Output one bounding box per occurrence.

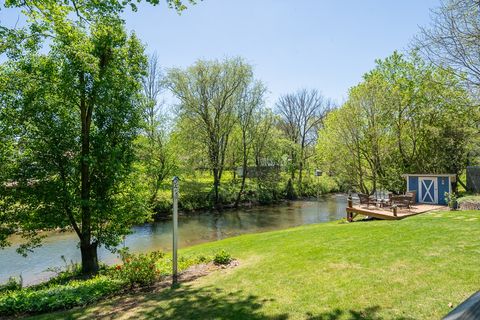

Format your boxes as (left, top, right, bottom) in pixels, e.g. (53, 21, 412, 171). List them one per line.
(346, 203, 447, 221)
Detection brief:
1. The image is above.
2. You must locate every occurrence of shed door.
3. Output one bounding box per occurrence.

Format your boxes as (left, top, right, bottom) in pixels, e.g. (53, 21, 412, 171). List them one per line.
(419, 177, 437, 204)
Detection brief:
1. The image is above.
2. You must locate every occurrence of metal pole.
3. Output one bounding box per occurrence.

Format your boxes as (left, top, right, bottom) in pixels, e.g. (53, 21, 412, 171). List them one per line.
(172, 176, 179, 285)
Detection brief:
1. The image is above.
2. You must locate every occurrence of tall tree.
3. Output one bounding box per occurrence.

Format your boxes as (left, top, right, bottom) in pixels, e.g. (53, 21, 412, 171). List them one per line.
(416, 0, 480, 94)
(276, 89, 331, 194)
(318, 52, 475, 193)
(0, 0, 196, 276)
(0, 12, 149, 276)
(167, 58, 253, 206)
(251, 111, 278, 169)
(139, 53, 175, 206)
(234, 81, 267, 207)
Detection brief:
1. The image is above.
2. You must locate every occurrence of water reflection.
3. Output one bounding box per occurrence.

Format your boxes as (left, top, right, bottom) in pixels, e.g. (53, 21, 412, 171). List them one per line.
(0, 194, 346, 285)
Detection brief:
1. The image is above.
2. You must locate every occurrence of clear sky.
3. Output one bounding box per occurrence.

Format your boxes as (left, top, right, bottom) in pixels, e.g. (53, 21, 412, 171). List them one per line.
(123, 0, 440, 106)
(1, 1, 441, 107)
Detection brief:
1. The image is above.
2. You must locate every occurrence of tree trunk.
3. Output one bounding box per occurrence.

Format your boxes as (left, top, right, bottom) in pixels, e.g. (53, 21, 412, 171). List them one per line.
(235, 149, 248, 208)
(213, 168, 220, 207)
(79, 72, 98, 276)
(80, 241, 99, 275)
(298, 160, 304, 196)
(457, 176, 466, 192)
(289, 151, 296, 181)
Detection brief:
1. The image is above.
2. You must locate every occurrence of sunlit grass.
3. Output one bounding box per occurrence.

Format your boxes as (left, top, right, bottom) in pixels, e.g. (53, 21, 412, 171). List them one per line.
(32, 210, 480, 319)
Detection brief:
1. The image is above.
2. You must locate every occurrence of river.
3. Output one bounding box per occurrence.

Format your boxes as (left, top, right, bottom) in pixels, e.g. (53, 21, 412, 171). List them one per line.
(0, 194, 347, 285)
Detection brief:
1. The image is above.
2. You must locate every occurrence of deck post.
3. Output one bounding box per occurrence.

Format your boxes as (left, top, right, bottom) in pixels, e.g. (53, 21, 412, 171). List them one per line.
(347, 195, 353, 222)
(347, 211, 353, 222)
(392, 205, 397, 217)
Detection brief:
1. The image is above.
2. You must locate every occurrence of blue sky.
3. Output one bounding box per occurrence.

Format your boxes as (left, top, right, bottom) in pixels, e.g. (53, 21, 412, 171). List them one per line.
(1, 0, 441, 106)
(123, 0, 440, 106)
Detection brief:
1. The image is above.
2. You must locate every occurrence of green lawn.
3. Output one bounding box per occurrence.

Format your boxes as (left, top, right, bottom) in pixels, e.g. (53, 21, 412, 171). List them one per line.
(33, 210, 480, 319)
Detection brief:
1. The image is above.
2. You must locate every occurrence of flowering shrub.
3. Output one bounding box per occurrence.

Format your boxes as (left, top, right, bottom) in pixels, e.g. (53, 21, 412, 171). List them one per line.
(0, 249, 233, 316)
(115, 249, 165, 287)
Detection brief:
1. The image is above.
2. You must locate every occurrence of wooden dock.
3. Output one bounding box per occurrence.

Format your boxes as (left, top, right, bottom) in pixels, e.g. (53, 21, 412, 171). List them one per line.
(346, 203, 447, 221)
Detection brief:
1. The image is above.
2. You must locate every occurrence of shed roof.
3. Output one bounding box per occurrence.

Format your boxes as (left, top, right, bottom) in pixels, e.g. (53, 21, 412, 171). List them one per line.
(401, 174, 456, 182)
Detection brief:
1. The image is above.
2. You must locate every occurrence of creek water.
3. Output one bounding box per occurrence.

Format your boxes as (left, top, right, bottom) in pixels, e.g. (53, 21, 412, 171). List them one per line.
(0, 194, 347, 285)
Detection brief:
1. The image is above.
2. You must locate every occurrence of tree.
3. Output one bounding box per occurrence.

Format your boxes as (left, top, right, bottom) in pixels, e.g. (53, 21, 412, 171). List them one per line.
(275, 89, 331, 194)
(0, 11, 149, 276)
(416, 0, 480, 94)
(251, 110, 278, 169)
(415, 0, 480, 172)
(318, 52, 476, 194)
(0, 0, 198, 276)
(167, 58, 253, 207)
(139, 53, 175, 206)
(234, 81, 267, 207)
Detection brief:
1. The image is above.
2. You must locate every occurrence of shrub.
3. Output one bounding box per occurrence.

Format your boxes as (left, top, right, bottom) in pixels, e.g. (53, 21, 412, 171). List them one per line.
(0, 250, 227, 316)
(0, 276, 123, 316)
(41, 256, 83, 287)
(213, 250, 232, 265)
(115, 249, 165, 287)
(445, 192, 458, 210)
(284, 178, 297, 200)
(457, 195, 480, 210)
(0, 276, 22, 293)
(298, 176, 340, 197)
(151, 191, 173, 217)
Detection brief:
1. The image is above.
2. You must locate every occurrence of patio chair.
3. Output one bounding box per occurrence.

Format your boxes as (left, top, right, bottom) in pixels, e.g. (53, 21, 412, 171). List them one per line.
(358, 193, 376, 207)
(405, 191, 416, 205)
(391, 195, 411, 209)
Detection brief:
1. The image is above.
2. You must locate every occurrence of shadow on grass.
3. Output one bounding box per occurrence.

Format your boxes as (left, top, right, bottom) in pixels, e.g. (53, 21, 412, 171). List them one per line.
(306, 305, 415, 320)
(60, 284, 288, 320)
(47, 286, 417, 320)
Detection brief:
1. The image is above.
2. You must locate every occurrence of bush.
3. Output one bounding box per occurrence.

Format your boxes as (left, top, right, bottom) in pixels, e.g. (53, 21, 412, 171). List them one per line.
(114, 249, 165, 287)
(0, 276, 22, 293)
(445, 192, 458, 210)
(284, 178, 297, 200)
(0, 250, 226, 316)
(298, 176, 339, 197)
(213, 250, 232, 265)
(41, 256, 83, 287)
(151, 191, 173, 217)
(0, 276, 123, 316)
(457, 195, 480, 210)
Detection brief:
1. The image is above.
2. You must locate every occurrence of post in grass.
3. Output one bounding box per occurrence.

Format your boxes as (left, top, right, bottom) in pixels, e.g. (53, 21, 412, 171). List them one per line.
(172, 176, 179, 285)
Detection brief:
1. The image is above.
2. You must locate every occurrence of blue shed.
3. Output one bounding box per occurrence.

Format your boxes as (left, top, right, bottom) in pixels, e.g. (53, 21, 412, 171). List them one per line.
(402, 174, 455, 205)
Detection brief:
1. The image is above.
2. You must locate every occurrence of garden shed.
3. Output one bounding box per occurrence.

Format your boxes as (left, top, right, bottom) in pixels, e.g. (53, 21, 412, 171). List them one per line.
(402, 174, 455, 205)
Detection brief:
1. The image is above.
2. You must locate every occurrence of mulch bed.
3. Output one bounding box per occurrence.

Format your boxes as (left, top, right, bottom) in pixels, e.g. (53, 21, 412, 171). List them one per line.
(459, 201, 480, 211)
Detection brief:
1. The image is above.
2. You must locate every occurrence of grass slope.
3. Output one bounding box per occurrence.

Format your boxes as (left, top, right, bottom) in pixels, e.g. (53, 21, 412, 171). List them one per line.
(34, 210, 480, 320)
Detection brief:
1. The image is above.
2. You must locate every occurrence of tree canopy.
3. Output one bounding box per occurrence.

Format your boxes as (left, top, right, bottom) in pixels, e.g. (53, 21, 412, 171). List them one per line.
(0, 1, 157, 274)
(318, 52, 477, 193)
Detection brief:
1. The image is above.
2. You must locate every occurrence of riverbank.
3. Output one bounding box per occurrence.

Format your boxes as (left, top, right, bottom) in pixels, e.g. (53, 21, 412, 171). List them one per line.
(0, 197, 347, 286)
(150, 173, 340, 218)
(32, 209, 480, 319)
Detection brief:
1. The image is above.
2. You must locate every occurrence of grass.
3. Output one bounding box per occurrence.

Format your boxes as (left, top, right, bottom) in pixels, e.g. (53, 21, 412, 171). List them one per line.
(31, 209, 480, 319)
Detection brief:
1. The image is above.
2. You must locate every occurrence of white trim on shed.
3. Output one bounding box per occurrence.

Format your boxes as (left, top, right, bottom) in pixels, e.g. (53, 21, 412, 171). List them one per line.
(401, 174, 456, 182)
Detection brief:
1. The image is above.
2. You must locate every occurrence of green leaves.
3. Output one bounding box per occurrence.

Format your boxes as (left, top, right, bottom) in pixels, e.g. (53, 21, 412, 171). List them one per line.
(167, 57, 257, 205)
(318, 52, 476, 193)
(0, 275, 123, 316)
(0, 10, 149, 261)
